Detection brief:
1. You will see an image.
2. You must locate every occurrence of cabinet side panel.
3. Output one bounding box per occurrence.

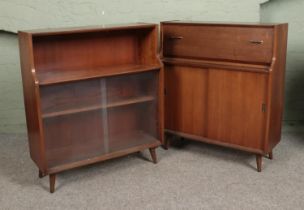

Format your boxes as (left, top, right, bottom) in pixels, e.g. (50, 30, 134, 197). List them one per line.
(158, 67, 165, 144)
(18, 32, 45, 170)
(165, 65, 208, 137)
(267, 24, 288, 151)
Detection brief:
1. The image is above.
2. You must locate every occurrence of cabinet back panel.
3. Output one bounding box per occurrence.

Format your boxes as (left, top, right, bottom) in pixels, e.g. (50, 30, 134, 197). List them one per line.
(267, 24, 288, 151)
(33, 30, 145, 72)
(163, 24, 274, 64)
(207, 69, 267, 150)
(165, 65, 208, 137)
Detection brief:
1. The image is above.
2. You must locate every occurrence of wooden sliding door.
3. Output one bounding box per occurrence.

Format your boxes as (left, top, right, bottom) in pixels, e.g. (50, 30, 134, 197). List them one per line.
(206, 69, 268, 150)
(165, 65, 208, 137)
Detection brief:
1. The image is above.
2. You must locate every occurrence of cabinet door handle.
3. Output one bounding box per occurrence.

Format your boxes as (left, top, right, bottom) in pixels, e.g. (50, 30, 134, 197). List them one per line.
(249, 40, 264, 45)
(168, 36, 184, 40)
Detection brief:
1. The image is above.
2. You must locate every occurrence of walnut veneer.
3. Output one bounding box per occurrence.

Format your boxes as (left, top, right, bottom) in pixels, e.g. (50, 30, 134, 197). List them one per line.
(161, 21, 288, 172)
(18, 23, 164, 193)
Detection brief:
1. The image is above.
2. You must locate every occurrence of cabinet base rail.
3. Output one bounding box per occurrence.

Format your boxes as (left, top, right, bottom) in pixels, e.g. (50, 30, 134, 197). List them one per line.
(39, 146, 159, 193)
(165, 130, 274, 172)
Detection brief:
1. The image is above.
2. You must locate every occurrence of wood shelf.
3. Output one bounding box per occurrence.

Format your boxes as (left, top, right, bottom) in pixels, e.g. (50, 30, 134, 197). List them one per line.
(37, 64, 161, 86)
(42, 95, 156, 119)
(46, 131, 161, 173)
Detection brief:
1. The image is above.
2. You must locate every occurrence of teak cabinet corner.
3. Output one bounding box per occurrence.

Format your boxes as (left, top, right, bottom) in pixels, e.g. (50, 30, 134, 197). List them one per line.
(18, 23, 164, 193)
(161, 21, 288, 172)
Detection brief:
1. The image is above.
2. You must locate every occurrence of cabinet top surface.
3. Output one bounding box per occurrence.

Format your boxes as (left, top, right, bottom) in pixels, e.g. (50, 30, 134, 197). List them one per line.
(161, 20, 287, 27)
(19, 23, 157, 36)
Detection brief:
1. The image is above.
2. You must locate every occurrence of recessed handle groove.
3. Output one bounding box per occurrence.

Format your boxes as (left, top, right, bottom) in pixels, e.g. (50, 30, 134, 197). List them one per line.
(249, 40, 264, 45)
(168, 36, 184, 40)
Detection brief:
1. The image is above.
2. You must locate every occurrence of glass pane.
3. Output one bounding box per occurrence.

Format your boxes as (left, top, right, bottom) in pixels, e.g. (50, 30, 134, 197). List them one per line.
(40, 79, 106, 168)
(40, 79, 103, 117)
(40, 71, 159, 168)
(106, 71, 159, 153)
(42, 111, 105, 168)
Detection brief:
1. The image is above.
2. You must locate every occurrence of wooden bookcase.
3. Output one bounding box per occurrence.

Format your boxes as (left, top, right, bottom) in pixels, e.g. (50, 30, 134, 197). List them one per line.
(161, 21, 288, 172)
(18, 23, 164, 193)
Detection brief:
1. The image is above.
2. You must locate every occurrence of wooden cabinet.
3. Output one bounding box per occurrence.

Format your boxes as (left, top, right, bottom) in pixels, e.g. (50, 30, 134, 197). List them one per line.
(161, 21, 288, 172)
(18, 23, 164, 192)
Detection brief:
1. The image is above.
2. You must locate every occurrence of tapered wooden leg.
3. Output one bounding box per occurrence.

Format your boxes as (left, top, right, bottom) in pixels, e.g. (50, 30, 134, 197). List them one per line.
(256, 155, 262, 172)
(49, 174, 56, 193)
(149, 148, 157, 164)
(269, 151, 273, 160)
(39, 170, 43, 178)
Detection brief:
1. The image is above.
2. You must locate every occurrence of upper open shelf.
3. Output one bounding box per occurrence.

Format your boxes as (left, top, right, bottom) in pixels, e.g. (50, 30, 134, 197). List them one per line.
(28, 24, 160, 85)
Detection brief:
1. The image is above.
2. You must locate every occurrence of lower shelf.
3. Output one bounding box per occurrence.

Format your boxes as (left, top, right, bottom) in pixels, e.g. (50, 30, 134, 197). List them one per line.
(46, 131, 160, 174)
